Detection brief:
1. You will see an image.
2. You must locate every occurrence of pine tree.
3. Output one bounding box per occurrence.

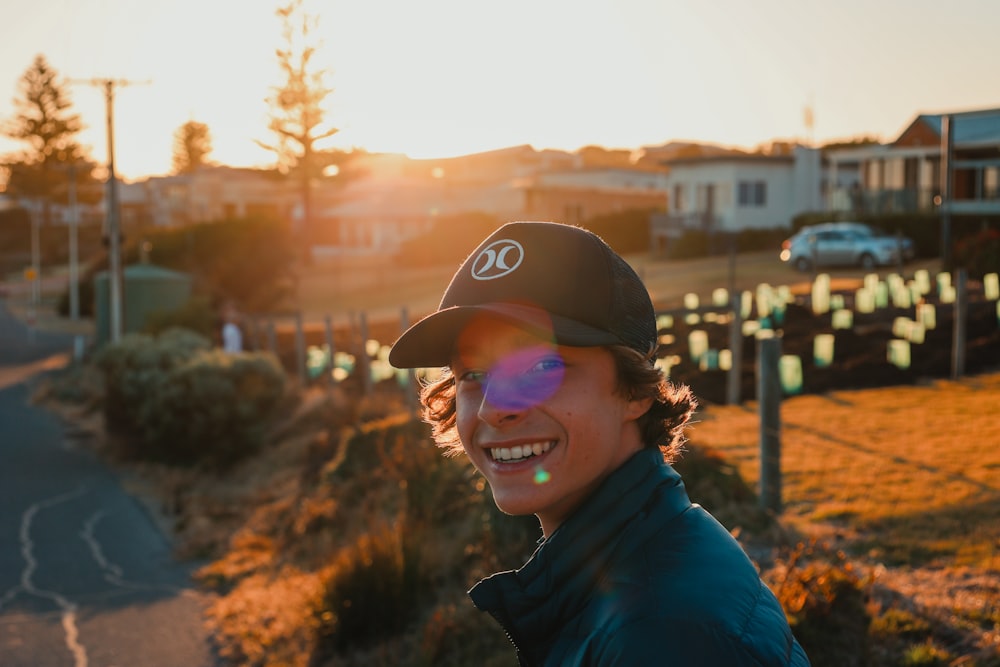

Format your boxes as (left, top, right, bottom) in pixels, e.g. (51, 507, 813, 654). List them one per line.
(258, 0, 339, 252)
(172, 120, 214, 174)
(1, 55, 98, 223)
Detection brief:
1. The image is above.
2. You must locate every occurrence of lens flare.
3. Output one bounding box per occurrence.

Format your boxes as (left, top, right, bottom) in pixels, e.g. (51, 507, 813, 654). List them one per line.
(534, 467, 551, 484)
(482, 346, 564, 411)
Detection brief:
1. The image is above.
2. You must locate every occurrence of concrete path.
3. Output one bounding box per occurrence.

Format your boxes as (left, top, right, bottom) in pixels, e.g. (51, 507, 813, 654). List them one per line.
(0, 301, 219, 667)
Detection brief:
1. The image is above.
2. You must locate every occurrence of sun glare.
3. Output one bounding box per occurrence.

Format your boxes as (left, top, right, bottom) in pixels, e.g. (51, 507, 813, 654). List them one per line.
(4, 0, 1000, 180)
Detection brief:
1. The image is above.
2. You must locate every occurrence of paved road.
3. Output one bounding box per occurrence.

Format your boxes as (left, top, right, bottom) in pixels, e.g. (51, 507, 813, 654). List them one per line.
(0, 302, 218, 667)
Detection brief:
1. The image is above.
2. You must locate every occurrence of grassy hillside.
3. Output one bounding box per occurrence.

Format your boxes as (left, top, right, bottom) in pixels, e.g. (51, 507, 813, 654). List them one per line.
(36, 363, 1000, 666)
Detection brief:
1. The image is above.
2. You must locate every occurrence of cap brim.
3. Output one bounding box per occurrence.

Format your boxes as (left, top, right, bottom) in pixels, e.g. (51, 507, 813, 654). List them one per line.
(388, 302, 621, 369)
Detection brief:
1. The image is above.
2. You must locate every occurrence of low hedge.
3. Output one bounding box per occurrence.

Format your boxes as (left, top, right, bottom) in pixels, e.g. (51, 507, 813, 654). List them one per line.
(95, 328, 286, 468)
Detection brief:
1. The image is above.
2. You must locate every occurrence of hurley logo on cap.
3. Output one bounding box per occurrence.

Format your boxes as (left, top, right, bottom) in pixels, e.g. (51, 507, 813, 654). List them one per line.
(471, 239, 524, 281)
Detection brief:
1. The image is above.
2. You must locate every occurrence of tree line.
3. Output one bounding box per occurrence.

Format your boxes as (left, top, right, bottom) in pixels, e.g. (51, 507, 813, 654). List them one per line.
(0, 0, 347, 248)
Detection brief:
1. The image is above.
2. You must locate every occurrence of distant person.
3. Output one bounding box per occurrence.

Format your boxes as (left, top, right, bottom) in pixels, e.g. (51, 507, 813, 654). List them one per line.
(389, 221, 809, 666)
(221, 301, 243, 354)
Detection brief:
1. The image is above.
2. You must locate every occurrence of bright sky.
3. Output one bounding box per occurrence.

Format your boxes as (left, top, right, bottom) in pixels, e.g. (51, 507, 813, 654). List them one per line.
(1, 0, 997, 182)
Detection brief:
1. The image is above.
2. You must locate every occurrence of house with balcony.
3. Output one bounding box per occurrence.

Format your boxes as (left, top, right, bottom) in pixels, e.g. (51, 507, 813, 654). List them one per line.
(652, 145, 854, 255)
(824, 106, 1000, 217)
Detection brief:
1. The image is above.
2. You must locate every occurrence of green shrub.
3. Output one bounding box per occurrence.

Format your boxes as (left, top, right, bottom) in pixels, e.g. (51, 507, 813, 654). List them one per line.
(95, 329, 285, 468)
(140, 216, 298, 313)
(139, 350, 286, 468)
(60, 216, 298, 321)
(95, 328, 213, 439)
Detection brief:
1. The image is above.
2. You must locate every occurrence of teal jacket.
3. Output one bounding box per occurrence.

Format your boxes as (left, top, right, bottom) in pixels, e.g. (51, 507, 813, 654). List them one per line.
(469, 449, 811, 666)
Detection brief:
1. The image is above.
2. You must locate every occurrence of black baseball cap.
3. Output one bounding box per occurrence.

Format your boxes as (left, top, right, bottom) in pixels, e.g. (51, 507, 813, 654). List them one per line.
(388, 221, 657, 368)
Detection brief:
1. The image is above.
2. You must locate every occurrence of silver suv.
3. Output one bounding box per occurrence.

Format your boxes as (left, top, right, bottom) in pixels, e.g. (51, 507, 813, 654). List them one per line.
(780, 222, 915, 272)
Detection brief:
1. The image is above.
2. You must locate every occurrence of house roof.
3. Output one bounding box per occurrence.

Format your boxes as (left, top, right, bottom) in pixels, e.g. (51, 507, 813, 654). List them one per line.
(660, 153, 795, 167)
(898, 107, 1000, 148)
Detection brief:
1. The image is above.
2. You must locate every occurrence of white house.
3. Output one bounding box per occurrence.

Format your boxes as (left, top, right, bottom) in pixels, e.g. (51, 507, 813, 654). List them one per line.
(653, 146, 849, 253)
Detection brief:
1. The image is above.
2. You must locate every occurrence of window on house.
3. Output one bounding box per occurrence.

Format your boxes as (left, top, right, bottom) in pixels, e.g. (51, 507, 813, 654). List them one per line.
(737, 181, 767, 207)
(673, 184, 685, 211)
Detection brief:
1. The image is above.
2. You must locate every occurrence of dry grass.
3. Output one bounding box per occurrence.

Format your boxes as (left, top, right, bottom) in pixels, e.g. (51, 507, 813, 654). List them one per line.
(21, 248, 997, 663)
(688, 372, 1000, 661)
(690, 373, 1000, 569)
(35, 354, 1000, 664)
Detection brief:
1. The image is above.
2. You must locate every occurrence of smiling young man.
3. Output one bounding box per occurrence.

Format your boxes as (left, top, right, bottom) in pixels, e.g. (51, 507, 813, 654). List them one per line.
(389, 221, 810, 666)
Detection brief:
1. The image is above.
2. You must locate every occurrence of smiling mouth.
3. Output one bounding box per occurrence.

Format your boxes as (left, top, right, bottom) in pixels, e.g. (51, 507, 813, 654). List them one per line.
(489, 441, 554, 462)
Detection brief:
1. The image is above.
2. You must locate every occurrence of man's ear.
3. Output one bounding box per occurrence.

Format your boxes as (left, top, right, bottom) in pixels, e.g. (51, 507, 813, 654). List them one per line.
(625, 396, 654, 421)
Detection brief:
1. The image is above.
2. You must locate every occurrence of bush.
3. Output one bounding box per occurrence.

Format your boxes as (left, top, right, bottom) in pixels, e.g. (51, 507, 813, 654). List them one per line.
(139, 350, 286, 468)
(95, 328, 213, 439)
(95, 329, 286, 468)
(139, 216, 298, 313)
(766, 540, 871, 667)
(59, 216, 298, 321)
(314, 524, 425, 655)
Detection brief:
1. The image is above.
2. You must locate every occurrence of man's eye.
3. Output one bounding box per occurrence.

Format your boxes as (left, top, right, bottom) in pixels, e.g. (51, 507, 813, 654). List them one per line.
(457, 369, 488, 383)
(529, 356, 565, 374)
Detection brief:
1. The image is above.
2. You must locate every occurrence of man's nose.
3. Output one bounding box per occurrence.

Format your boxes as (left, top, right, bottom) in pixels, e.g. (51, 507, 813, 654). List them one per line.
(478, 374, 532, 425)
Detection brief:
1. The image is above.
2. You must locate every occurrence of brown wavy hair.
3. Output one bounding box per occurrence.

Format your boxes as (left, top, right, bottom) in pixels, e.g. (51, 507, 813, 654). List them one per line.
(419, 344, 697, 463)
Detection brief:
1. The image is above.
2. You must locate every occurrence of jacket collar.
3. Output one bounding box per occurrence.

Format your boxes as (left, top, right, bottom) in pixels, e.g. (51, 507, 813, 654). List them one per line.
(468, 448, 692, 657)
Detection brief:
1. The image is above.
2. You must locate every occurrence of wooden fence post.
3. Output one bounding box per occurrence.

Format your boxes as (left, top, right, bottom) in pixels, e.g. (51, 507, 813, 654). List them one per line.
(951, 268, 967, 380)
(400, 306, 419, 412)
(358, 311, 373, 395)
(756, 332, 782, 513)
(294, 311, 306, 381)
(266, 320, 277, 355)
(727, 293, 743, 405)
(324, 314, 335, 383)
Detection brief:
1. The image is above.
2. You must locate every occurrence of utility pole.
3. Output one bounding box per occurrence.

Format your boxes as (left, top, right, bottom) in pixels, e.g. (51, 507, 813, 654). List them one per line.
(71, 77, 148, 343)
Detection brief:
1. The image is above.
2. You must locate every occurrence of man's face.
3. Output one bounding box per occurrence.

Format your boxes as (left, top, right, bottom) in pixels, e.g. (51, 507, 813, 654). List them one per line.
(452, 314, 648, 536)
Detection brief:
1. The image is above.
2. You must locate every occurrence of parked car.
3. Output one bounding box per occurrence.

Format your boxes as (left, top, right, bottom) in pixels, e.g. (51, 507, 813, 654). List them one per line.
(780, 222, 915, 272)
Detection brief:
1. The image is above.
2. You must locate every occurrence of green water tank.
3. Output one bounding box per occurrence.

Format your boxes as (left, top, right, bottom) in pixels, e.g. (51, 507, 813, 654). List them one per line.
(94, 263, 194, 345)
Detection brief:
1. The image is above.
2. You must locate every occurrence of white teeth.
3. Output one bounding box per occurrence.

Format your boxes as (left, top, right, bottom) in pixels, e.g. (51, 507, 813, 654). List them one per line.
(490, 441, 553, 462)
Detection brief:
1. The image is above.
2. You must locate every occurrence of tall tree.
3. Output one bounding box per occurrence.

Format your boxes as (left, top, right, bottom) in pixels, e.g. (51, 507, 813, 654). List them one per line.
(1, 55, 98, 223)
(172, 120, 214, 174)
(258, 0, 339, 252)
